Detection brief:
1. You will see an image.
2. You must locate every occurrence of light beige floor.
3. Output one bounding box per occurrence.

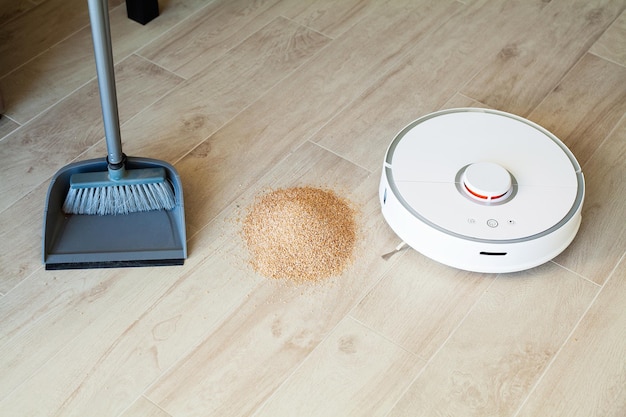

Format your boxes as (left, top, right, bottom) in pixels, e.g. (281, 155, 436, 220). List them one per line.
(1, 0, 625, 416)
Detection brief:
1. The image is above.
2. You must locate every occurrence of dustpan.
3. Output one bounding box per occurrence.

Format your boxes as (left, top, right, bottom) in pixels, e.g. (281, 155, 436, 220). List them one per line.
(43, 157, 187, 270)
(43, 0, 187, 270)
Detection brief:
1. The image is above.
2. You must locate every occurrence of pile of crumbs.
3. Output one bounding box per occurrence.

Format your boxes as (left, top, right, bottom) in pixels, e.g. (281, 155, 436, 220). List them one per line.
(242, 186, 357, 283)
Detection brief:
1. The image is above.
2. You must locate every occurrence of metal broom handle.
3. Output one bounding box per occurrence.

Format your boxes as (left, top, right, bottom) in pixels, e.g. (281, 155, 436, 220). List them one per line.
(87, 0, 124, 165)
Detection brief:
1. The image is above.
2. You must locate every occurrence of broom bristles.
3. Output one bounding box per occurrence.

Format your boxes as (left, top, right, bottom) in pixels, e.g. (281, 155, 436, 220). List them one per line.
(63, 181, 176, 215)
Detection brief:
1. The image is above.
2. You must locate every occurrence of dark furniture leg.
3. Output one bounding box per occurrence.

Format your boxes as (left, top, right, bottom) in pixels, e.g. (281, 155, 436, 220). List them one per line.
(126, 0, 159, 25)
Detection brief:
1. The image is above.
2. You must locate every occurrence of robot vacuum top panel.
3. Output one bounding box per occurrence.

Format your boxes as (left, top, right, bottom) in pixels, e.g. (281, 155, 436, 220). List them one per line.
(384, 108, 584, 241)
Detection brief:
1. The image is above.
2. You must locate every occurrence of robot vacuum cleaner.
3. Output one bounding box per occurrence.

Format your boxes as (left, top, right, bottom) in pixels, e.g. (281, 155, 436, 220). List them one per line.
(379, 108, 584, 273)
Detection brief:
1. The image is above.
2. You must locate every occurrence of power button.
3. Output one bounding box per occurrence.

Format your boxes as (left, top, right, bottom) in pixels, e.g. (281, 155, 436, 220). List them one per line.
(487, 219, 499, 228)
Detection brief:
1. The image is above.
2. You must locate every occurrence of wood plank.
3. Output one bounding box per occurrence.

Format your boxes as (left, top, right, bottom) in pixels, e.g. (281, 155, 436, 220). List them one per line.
(528, 53, 626, 167)
(1, 0, 207, 124)
(283, 0, 379, 38)
(461, 0, 624, 116)
(351, 251, 495, 360)
(0, 55, 183, 213)
(120, 397, 173, 417)
(139, 0, 394, 79)
(590, 9, 626, 66)
(146, 142, 399, 417)
(137, 0, 283, 79)
(0, 0, 36, 26)
(1, 24, 97, 124)
(441, 93, 490, 110)
(515, 256, 626, 417)
(0, 207, 259, 411)
(0, 182, 46, 293)
(385, 262, 598, 417)
(312, 0, 549, 171)
(0, 114, 19, 140)
(552, 115, 626, 284)
(253, 317, 425, 417)
(173, 0, 462, 235)
(88, 15, 330, 165)
(0, 0, 124, 77)
(0, 266, 179, 406)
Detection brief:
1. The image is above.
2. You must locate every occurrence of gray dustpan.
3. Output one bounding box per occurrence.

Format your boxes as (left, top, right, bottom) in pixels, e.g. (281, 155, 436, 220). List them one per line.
(43, 157, 187, 270)
(43, 0, 187, 270)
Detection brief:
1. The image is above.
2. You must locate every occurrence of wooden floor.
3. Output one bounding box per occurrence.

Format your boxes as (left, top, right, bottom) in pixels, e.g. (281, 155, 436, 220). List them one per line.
(1, 0, 625, 415)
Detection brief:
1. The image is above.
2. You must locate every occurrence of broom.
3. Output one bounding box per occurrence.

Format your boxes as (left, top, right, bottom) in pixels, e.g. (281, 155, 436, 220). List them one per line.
(63, 0, 175, 216)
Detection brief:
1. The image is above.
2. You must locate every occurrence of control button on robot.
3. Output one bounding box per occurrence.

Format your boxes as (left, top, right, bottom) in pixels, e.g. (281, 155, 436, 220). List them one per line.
(487, 219, 499, 228)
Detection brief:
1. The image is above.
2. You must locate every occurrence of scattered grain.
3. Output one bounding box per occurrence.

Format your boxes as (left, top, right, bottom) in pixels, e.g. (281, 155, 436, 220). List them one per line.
(242, 187, 357, 283)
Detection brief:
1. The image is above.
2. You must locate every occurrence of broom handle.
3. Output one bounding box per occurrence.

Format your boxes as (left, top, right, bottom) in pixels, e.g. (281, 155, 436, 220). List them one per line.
(88, 0, 124, 165)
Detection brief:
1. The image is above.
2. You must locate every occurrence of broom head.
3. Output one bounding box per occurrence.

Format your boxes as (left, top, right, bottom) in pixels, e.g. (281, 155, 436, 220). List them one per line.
(63, 166, 176, 215)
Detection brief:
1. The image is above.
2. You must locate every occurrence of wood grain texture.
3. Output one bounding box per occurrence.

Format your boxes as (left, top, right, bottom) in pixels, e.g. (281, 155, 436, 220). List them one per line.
(385, 262, 599, 417)
(528, 53, 626, 167)
(87, 16, 331, 173)
(253, 317, 425, 417)
(553, 115, 626, 284)
(146, 142, 398, 417)
(0, 0, 123, 77)
(176, 0, 462, 235)
(313, 0, 549, 171)
(282, 0, 379, 38)
(0, 0, 37, 26)
(138, 0, 283, 79)
(119, 397, 173, 417)
(0, 0, 206, 124)
(0, 204, 260, 413)
(351, 251, 495, 360)
(0, 114, 19, 139)
(441, 93, 490, 110)
(516, 256, 626, 417)
(461, 0, 625, 116)
(0, 1, 624, 416)
(0, 267, 179, 412)
(0, 182, 47, 292)
(590, 9, 626, 66)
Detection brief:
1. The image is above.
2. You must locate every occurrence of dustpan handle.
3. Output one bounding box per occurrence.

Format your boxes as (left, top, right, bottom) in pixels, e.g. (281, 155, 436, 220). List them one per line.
(88, 0, 124, 165)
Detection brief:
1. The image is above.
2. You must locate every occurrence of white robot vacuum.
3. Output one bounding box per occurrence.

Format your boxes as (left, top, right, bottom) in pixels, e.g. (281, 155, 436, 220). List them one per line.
(379, 108, 584, 273)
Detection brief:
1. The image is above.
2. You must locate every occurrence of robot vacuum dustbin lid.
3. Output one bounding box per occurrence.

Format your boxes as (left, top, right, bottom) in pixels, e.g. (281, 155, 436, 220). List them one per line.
(379, 108, 585, 273)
